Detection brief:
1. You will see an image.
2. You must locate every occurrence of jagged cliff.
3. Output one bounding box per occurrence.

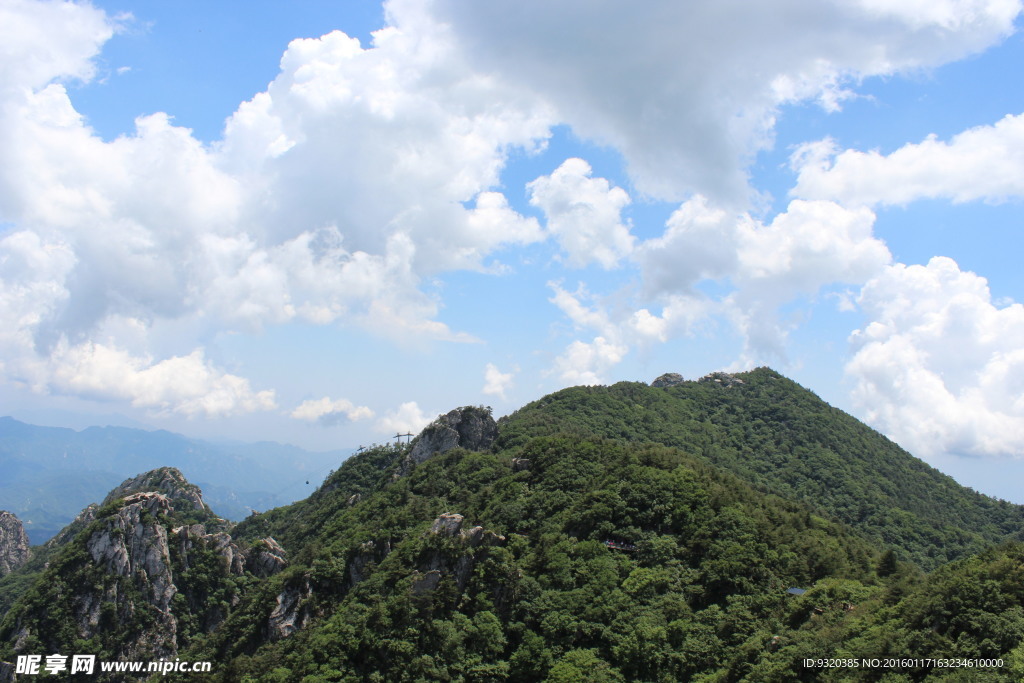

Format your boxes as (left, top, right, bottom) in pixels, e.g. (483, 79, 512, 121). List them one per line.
(0, 513, 29, 577)
(0, 468, 287, 673)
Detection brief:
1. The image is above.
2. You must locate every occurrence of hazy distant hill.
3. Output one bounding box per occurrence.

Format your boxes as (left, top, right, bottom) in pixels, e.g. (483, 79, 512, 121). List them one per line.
(0, 417, 349, 543)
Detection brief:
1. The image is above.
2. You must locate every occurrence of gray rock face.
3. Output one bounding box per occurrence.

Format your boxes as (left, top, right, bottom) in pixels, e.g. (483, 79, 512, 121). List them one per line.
(17, 469, 254, 662)
(698, 371, 745, 388)
(430, 512, 465, 536)
(651, 372, 686, 388)
(0, 511, 30, 576)
(173, 524, 249, 576)
(408, 406, 498, 465)
(268, 577, 313, 640)
(85, 492, 179, 656)
(245, 537, 288, 578)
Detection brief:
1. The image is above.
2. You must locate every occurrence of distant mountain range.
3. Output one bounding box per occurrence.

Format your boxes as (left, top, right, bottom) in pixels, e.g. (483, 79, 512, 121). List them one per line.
(0, 417, 351, 543)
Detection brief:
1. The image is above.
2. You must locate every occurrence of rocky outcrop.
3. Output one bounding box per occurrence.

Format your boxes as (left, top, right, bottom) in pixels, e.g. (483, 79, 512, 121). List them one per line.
(173, 524, 248, 576)
(408, 406, 498, 466)
(651, 372, 686, 388)
(511, 458, 531, 472)
(268, 577, 313, 640)
(0, 511, 30, 576)
(698, 371, 745, 388)
(412, 513, 506, 594)
(103, 467, 211, 518)
(245, 537, 288, 578)
(84, 492, 178, 656)
(7, 468, 259, 665)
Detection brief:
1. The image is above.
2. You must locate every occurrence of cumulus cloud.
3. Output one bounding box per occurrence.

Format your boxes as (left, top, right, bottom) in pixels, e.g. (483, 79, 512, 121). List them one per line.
(551, 337, 629, 386)
(545, 193, 891, 382)
(0, 0, 114, 92)
(791, 113, 1024, 206)
(47, 344, 276, 417)
(413, 0, 1022, 203)
(634, 196, 891, 363)
(528, 158, 634, 268)
(547, 282, 676, 384)
(0, 231, 274, 418)
(847, 257, 1024, 459)
(4, 0, 1021, 425)
(0, 1, 554, 414)
(291, 396, 374, 425)
(375, 401, 433, 436)
(483, 363, 514, 398)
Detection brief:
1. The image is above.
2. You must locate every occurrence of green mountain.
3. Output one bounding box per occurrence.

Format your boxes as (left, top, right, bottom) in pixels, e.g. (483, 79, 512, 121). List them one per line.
(497, 369, 1024, 569)
(2, 369, 1022, 681)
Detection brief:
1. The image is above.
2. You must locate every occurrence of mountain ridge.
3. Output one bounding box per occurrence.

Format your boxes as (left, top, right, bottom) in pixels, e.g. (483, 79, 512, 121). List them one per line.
(3, 369, 1024, 680)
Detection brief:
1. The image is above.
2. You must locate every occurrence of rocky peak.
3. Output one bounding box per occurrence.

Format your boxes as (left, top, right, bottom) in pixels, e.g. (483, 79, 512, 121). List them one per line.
(408, 406, 498, 465)
(651, 372, 686, 388)
(103, 467, 208, 515)
(0, 511, 30, 576)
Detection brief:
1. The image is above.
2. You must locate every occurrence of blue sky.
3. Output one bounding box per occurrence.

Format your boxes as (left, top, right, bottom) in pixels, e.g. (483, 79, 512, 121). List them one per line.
(2, 0, 1024, 501)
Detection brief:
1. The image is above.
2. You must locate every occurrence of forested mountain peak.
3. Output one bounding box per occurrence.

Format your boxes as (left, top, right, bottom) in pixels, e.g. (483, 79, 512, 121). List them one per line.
(498, 366, 1024, 568)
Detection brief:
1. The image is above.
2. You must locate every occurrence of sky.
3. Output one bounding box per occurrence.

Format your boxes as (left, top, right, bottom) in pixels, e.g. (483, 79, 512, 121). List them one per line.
(2, 0, 1024, 501)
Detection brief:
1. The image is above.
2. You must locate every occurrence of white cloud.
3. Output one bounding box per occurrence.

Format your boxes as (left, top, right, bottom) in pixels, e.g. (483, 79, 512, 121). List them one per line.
(544, 194, 892, 381)
(791, 113, 1024, 206)
(219, 25, 552, 271)
(0, 0, 114, 92)
(482, 363, 514, 398)
(375, 401, 433, 436)
(547, 282, 676, 384)
(290, 396, 374, 425)
(528, 158, 634, 269)
(3, 0, 1021, 428)
(0, 2, 554, 414)
(551, 336, 628, 386)
(47, 344, 276, 418)
(847, 257, 1024, 458)
(411, 0, 1022, 203)
(636, 196, 891, 363)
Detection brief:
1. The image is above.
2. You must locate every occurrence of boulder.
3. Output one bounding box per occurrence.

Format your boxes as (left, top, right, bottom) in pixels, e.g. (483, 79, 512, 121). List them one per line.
(651, 372, 686, 388)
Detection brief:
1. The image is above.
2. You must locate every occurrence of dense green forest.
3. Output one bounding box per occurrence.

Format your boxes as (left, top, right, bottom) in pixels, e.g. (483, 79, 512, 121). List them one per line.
(2, 369, 1022, 681)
